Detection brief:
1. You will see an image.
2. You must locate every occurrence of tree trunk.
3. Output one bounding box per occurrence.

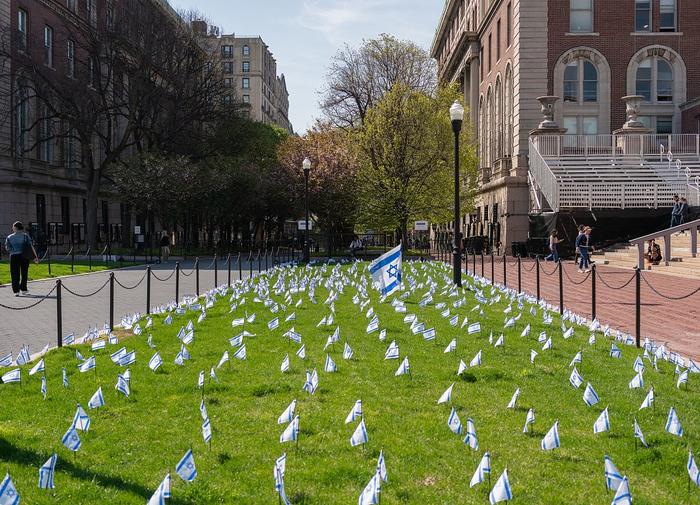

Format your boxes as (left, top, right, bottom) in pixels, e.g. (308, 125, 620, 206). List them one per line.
(84, 145, 101, 250)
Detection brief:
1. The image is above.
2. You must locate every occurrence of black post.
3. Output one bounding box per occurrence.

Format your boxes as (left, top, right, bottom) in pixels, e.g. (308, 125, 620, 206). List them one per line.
(249, 251, 253, 277)
(591, 263, 597, 321)
(146, 266, 151, 314)
(451, 106, 463, 287)
(265, 249, 269, 271)
(517, 255, 522, 293)
(47, 247, 51, 276)
(481, 252, 484, 277)
(558, 259, 564, 315)
(195, 258, 200, 297)
(503, 253, 507, 287)
(71, 247, 75, 273)
(88, 247, 92, 271)
(56, 279, 62, 348)
(227, 253, 231, 287)
(472, 250, 476, 275)
(238, 252, 242, 280)
(635, 267, 641, 348)
(258, 250, 261, 273)
(109, 272, 114, 330)
(303, 160, 311, 264)
(214, 254, 218, 288)
(536, 256, 541, 300)
(491, 252, 495, 282)
(175, 262, 180, 302)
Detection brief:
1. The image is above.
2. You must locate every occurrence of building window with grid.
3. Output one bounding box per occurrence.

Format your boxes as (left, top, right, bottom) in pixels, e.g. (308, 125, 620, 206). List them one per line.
(570, 0, 593, 33)
(242, 94, 250, 103)
(243, 45, 250, 56)
(39, 106, 53, 163)
(67, 40, 75, 78)
(222, 45, 233, 58)
(635, 0, 651, 32)
(44, 26, 54, 68)
(242, 78, 250, 89)
(636, 58, 673, 103)
(67, 0, 77, 12)
(242, 61, 250, 72)
(18, 9, 28, 52)
(223, 62, 233, 75)
(14, 85, 28, 157)
(660, 0, 676, 31)
(87, 0, 97, 27)
(506, 3, 512, 47)
(563, 59, 597, 103)
(223, 78, 232, 88)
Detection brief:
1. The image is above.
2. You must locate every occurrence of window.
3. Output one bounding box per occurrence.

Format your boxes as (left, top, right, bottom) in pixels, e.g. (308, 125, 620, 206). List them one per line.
(635, 0, 651, 32)
(242, 45, 250, 56)
(496, 19, 501, 61)
(61, 197, 70, 232)
(242, 77, 250, 89)
(67, 40, 75, 78)
(563, 117, 597, 134)
(17, 9, 28, 52)
(660, 0, 676, 31)
(636, 58, 673, 103)
(223, 78, 232, 88)
(107, 5, 114, 30)
(479, 47, 484, 81)
(570, 0, 593, 33)
(36, 195, 46, 233)
(582, 116, 598, 134)
(87, 0, 97, 27)
(39, 106, 53, 163)
(488, 34, 492, 71)
(44, 26, 54, 67)
(14, 85, 28, 157)
(222, 95, 232, 106)
(88, 57, 96, 87)
(242, 94, 250, 103)
(563, 59, 597, 103)
(506, 3, 512, 46)
(222, 45, 233, 58)
(223, 62, 233, 74)
(242, 61, 250, 72)
(66, 129, 78, 173)
(657, 116, 673, 134)
(67, 0, 77, 12)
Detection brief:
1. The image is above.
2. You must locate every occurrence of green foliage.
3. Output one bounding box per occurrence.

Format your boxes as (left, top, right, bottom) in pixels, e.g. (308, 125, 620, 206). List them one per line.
(355, 83, 478, 239)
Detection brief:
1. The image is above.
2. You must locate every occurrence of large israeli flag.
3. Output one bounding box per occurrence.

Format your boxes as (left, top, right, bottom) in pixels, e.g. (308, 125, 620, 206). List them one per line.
(369, 245, 402, 296)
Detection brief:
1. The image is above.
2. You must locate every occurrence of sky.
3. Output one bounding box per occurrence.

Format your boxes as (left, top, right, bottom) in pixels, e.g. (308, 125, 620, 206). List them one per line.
(170, 0, 445, 133)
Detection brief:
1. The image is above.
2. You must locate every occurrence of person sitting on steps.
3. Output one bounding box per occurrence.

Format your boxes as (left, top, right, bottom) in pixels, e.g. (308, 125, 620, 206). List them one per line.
(645, 239, 663, 266)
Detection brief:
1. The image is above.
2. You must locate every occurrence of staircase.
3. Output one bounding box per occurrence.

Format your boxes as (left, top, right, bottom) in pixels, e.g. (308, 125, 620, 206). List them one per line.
(600, 231, 700, 279)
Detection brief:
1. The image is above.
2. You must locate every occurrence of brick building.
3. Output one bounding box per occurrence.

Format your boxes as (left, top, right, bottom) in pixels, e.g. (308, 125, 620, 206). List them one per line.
(432, 0, 700, 251)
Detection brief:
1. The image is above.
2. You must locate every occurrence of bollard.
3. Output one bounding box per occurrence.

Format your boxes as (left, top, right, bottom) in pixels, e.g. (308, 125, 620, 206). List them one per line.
(47, 248, 52, 276)
(227, 253, 231, 288)
(481, 253, 484, 277)
(536, 256, 541, 300)
(175, 262, 180, 303)
(635, 267, 641, 348)
(558, 260, 564, 315)
(71, 247, 75, 273)
(258, 250, 261, 273)
(146, 266, 151, 315)
(109, 272, 115, 330)
(214, 254, 218, 289)
(472, 251, 476, 275)
(237, 252, 242, 281)
(503, 253, 507, 287)
(195, 258, 200, 297)
(249, 251, 253, 277)
(591, 264, 597, 321)
(491, 252, 495, 282)
(265, 249, 269, 271)
(517, 255, 522, 293)
(88, 247, 92, 271)
(56, 279, 63, 348)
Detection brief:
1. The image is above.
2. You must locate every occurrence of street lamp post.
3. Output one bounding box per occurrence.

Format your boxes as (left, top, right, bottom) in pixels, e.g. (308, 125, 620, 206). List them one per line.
(302, 157, 311, 263)
(450, 100, 464, 287)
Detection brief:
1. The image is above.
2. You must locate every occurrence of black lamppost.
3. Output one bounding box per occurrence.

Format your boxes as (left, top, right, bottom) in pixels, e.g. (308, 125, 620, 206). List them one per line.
(450, 100, 464, 286)
(302, 157, 311, 263)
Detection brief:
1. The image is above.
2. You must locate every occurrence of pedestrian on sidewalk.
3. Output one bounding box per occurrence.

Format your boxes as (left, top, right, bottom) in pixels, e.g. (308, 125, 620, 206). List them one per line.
(576, 226, 592, 273)
(574, 224, 585, 268)
(160, 231, 171, 263)
(670, 194, 681, 227)
(544, 230, 559, 262)
(679, 197, 689, 225)
(4, 221, 39, 296)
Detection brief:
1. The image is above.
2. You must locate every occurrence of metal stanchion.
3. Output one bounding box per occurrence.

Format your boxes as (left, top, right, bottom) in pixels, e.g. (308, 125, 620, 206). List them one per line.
(195, 258, 200, 297)
(146, 266, 151, 314)
(481, 253, 484, 277)
(517, 255, 522, 293)
(238, 252, 242, 280)
(47, 248, 51, 276)
(536, 256, 541, 300)
(635, 267, 641, 348)
(249, 251, 253, 277)
(258, 250, 261, 273)
(175, 262, 180, 302)
(56, 279, 63, 348)
(109, 272, 115, 330)
(265, 249, 269, 271)
(591, 264, 597, 321)
(558, 260, 564, 315)
(227, 253, 231, 288)
(71, 247, 75, 273)
(491, 252, 494, 282)
(472, 250, 476, 275)
(503, 253, 507, 287)
(214, 254, 218, 289)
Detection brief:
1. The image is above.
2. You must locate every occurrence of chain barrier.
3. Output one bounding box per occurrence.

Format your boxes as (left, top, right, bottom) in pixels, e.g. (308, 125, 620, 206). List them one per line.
(62, 278, 110, 298)
(60, 247, 74, 261)
(596, 270, 637, 290)
(206, 257, 217, 269)
(151, 268, 176, 282)
(114, 271, 148, 290)
(81, 247, 92, 259)
(507, 258, 520, 267)
(521, 259, 537, 272)
(641, 274, 700, 300)
(539, 261, 559, 276)
(562, 266, 592, 285)
(180, 267, 194, 277)
(0, 284, 58, 310)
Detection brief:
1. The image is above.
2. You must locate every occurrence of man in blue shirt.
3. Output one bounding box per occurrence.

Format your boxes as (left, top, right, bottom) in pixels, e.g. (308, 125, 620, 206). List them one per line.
(670, 195, 681, 228)
(4, 221, 39, 295)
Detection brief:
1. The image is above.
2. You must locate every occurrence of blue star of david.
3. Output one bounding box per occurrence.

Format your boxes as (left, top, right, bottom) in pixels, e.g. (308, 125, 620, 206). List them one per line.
(186, 462, 194, 470)
(387, 264, 399, 279)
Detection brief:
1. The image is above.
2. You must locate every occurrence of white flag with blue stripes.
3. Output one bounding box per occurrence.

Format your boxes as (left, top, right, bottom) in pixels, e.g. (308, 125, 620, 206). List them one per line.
(369, 245, 402, 296)
(38, 453, 57, 489)
(0, 473, 19, 505)
(176, 449, 197, 482)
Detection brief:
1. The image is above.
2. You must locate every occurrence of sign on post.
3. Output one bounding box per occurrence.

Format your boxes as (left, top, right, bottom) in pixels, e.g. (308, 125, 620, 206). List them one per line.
(414, 221, 429, 231)
(298, 220, 313, 231)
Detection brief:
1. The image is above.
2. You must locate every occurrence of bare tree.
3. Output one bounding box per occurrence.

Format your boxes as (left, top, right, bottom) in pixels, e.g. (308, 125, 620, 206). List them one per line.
(320, 33, 437, 129)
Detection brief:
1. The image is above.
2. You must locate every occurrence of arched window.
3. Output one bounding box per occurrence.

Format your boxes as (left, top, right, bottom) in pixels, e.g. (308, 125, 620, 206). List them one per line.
(505, 65, 513, 157)
(495, 77, 503, 159)
(563, 59, 597, 103)
(636, 58, 673, 103)
(486, 88, 494, 166)
(478, 96, 485, 166)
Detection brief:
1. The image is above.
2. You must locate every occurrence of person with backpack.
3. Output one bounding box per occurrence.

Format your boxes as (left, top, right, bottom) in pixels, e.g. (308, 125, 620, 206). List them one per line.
(4, 221, 39, 296)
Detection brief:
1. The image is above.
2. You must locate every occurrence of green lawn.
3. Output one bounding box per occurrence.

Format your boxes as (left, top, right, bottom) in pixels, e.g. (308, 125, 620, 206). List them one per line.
(0, 260, 136, 285)
(0, 261, 697, 504)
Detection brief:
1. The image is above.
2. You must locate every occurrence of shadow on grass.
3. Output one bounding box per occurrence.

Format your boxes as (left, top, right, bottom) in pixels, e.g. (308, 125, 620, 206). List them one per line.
(0, 438, 197, 504)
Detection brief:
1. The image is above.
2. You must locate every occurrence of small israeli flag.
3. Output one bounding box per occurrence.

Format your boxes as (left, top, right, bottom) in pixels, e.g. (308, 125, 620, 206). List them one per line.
(639, 388, 654, 410)
(61, 426, 81, 452)
(110, 347, 126, 364)
(469, 350, 482, 367)
(218, 351, 229, 369)
(345, 400, 363, 424)
(343, 342, 354, 360)
(520, 324, 531, 337)
(488, 468, 512, 504)
(447, 407, 462, 435)
(569, 351, 582, 367)
(422, 327, 436, 341)
(281, 354, 290, 373)
(64, 332, 75, 345)
(583, 382, 600, 407)
(494, 334, 504, 348)
(444, 339, 457, 353)
(677, 369, 689, 389)
(148, 352, 163, 372)
(542, 338, 552, 351)
(395, 357, 410, 376)
(507, 388, 520, 409)
(350, 419, 368, 447)
(91, 339, 106, 351)
(359, 473, 380, 505)
(467, 322, 481, 334)
(634, 419, 648, 447)
(296, 344, 306, 360)
(530, 349, 538, 364)
(457, 360, 468, 375)
(72, 404, 91, 431)
(593, 407, 610, 434)
(469, 452, 491, 488)
(202, 418, 212, 444)
(569, 367, 584, 389)
(41, 376, 47, 399)
(88, 387, 105, 409)
(119, 351, 136, 367)
(197, 370, 205, 389)
(0, 353, 12, 367)
(280, 415, 299, 443)
(0, 473, 19, 504)
(38, 453, 57, 489)
(234, 345, 247, 360)
(369, 245, 402, 296)
(610, 343, 622, 359)
(278, 400, 296, 425)
(463, 417, 478, 450)
(633, 356, 645, 373)
(523, 408, 535, 433)
(376, 450, 387, 482)
(437, 383, 454, 405)
(605, 455, 623, 491)
(688, 450, 700, 487)
(385, 341, 399, 360)
(541, 421, 560, 450)
(612, 475, 632, 504)
(665, 406, 683, 436)
(628, 371, 643, 389)
(324, 354, 337, 373)
(62, 368, 68, 388)
(29, 358, 45, 376)
(115, 374, 130, 397)
(268, 317, 280, 330)
(175, 449, 197, 482)
(78, 356, 96, 373)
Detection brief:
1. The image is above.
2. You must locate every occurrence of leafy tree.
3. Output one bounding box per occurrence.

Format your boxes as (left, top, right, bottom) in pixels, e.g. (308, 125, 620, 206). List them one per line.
(355, 83, 478, 244)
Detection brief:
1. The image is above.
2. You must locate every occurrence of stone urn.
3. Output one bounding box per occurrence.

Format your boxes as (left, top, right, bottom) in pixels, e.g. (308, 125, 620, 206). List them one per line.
(536, 96, 560, 129)
(621, 95, 646, 129)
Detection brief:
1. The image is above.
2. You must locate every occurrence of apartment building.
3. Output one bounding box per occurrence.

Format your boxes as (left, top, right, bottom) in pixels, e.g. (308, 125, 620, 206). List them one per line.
(192, 21, 293, 133)
(432, 0, 700, 250)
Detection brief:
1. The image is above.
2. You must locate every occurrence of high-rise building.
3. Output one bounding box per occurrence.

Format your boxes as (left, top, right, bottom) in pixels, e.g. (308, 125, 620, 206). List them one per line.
(192, 21, 293, 133)
(432, 0, 700, 250)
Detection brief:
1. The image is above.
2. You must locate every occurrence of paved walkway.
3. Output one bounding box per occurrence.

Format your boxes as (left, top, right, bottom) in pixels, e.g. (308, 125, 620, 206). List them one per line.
(0, 258, 258, 357)
(460, 254, 700, 360)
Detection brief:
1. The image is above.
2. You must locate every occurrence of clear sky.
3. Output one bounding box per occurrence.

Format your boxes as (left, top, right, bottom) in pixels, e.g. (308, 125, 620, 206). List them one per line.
(170, 0, 445, 133)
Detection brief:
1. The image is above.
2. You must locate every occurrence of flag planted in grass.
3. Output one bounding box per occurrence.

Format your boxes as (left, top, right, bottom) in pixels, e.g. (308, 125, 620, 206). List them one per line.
(488, 468, 512, 504)
(469, 452, 491, 488)
(0, 473, 19, 504)
(176, 449, 197, 482)
(350, 419, 368, 447)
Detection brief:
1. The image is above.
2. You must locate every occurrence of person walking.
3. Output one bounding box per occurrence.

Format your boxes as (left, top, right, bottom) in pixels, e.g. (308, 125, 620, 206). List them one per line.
(574, 224, 585, 269)
(544, 230, 560, 262)
(4, 221, 39, 296)
(670, 194, 681, 228)
(679, 197, 689, 225)
(159, 231, 171, 263)
(576, 226, 592, 273)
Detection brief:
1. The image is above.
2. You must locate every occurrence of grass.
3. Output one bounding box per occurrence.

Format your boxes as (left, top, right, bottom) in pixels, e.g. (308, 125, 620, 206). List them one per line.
(0, 260, 137, 285)
(0, 261, 697, 504)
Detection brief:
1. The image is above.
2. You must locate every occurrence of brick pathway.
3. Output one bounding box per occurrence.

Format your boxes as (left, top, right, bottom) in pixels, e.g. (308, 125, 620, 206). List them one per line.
(0, 258, 257, 357)
(458, 254, 700, 360)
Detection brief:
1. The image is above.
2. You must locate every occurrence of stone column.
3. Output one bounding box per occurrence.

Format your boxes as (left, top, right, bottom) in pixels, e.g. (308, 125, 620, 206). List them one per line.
(470, 57, 480, 129)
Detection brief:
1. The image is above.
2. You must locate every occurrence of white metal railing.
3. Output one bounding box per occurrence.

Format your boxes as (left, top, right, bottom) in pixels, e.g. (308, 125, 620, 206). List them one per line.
(629, 217, 700, 269)
(528, 138, 559, 211)
(536, 134, 700, 159)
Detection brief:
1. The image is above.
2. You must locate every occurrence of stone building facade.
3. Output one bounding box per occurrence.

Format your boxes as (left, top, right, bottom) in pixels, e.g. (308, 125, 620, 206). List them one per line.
(432, 0, 700, 251)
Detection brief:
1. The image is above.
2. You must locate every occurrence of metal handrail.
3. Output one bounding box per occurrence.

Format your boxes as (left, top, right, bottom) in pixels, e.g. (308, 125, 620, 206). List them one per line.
(629, 217, 700, 269)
